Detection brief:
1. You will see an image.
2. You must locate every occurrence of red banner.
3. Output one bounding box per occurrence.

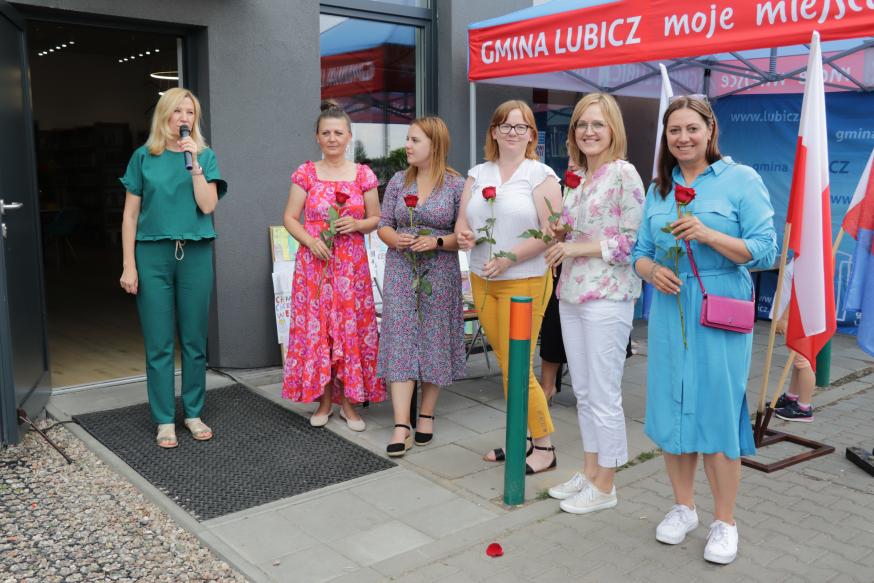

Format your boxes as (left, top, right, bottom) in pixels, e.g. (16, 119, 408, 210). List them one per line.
(468, 0, 874, 81)
(321, 47, 384, 98)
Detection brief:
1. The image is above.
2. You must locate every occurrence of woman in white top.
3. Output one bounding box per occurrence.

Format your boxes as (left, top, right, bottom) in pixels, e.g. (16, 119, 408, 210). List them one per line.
(456, 100, 563, 474)
(543, 93, 645, 513)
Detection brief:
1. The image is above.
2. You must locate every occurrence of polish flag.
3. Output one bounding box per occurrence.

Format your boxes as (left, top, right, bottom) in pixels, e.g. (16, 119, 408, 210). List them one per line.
(785, 31, 836, 371)
(842, 148, 874, 240)
(842, 147, 874, 356)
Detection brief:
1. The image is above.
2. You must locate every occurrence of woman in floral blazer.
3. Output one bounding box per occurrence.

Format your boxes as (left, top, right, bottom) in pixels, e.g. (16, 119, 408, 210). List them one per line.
(543, 93, 644, 515)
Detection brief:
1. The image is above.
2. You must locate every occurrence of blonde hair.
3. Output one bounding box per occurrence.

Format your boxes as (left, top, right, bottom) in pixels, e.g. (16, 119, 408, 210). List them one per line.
(483, 100, 539, 162)
(403, 116, 460, 190)
(145, 88, 207, 156)
(567, 93, 627, 171)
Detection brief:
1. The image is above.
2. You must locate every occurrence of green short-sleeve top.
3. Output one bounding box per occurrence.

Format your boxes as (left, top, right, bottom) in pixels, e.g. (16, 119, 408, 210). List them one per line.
(120, 145, 228, 241)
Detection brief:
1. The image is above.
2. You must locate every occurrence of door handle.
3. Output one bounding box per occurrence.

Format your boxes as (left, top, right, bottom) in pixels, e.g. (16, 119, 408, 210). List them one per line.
(0, 199, 24, 215)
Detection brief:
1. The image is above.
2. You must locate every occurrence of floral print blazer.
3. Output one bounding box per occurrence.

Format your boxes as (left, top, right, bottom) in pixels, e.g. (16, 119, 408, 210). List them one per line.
(558, 159, 645, 303)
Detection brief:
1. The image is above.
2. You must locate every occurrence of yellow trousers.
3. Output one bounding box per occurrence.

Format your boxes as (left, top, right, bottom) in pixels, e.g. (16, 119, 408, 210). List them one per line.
(470, 272, 554, 439)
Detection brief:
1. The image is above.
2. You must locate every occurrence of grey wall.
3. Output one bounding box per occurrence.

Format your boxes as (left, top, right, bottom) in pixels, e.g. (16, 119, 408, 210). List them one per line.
(435, 0, 532, 174)
(15, 0, 320, 367)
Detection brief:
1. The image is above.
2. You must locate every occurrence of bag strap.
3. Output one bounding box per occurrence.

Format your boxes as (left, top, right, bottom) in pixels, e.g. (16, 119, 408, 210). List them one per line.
(683, 237, 755, 302)
(683, 239, 707, 297)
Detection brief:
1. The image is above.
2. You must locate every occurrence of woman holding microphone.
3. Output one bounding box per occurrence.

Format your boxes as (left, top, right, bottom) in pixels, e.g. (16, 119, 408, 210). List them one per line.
(119, 87, 227, 448)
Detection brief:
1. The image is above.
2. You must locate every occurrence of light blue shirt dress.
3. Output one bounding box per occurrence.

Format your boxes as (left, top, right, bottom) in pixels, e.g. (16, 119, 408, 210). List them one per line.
(631, 157, 778, 459)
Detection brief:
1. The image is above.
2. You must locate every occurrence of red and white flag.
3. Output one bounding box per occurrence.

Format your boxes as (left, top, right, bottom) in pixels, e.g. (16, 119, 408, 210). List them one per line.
(842, 147, 874, 240)
(785, 31, 836, 371)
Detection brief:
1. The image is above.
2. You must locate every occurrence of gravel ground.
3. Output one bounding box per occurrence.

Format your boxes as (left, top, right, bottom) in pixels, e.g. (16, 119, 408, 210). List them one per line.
(0, 421, 248, 583)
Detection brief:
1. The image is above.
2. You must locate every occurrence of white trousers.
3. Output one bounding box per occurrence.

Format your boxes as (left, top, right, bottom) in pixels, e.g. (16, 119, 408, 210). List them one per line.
(559, 299, 633, 468)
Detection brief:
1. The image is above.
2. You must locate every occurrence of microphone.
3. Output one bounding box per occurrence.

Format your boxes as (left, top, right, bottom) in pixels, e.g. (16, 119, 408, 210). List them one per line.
(180, 125, 193, 170)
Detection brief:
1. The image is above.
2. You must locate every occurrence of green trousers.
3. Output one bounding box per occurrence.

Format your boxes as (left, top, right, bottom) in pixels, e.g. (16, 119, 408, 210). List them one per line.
(135, 239, 213, 424)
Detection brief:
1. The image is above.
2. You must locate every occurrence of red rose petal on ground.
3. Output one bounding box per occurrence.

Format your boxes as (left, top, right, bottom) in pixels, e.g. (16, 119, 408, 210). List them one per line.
(486, 542, 503, 557)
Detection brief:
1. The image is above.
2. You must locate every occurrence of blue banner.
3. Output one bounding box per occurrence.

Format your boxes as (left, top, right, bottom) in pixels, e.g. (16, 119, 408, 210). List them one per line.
(714, 93, 874, 331)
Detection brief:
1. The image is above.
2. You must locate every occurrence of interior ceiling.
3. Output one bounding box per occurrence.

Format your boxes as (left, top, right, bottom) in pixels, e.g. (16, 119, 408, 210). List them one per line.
(26, 20, 177, 66)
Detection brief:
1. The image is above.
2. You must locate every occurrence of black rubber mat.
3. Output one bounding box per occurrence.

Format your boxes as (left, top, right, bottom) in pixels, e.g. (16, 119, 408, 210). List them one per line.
(73, 384, 395, 521)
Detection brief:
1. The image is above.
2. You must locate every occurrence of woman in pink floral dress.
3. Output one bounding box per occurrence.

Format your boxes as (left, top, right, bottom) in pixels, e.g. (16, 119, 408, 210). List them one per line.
(543, 93, 644, 514)
(281, 101, 385, 430)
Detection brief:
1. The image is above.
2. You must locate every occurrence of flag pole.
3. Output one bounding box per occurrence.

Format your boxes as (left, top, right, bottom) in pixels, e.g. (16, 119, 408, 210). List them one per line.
(759, 227, 844, 439)
(769, 351, 796, 409)
(754, 225, 792, 445)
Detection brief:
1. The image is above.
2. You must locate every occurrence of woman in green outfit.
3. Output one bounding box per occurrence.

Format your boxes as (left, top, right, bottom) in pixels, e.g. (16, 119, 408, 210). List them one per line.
(119, 87, 228, 448)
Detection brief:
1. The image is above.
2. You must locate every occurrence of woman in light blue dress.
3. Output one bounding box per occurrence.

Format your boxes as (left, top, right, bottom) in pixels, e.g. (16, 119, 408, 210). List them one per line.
(631, 96, 776, 565)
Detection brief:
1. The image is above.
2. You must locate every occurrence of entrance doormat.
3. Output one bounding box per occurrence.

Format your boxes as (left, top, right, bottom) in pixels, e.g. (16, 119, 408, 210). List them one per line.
(73, 384, 395, 521)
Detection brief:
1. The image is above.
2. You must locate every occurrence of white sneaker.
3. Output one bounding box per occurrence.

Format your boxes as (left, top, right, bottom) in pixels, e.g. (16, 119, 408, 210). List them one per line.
(655, 504, 699, 544)
(548, 472, 590, 500)
(704, 520, 738, 564)
(559, 483, 617, 514)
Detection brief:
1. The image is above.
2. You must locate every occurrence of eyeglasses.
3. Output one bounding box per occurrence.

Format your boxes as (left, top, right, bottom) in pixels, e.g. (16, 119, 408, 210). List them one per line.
(574, 121, 608, 133)
(669, 93, 709, 103)
(496, 123, 531, 136)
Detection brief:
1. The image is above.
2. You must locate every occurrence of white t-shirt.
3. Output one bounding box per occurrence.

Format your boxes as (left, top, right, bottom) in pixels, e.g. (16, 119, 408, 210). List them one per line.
(466, 159, 558, 280)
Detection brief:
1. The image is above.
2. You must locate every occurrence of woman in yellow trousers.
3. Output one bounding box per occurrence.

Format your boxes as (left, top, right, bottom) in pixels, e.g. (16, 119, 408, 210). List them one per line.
(456, 100, 562, 474)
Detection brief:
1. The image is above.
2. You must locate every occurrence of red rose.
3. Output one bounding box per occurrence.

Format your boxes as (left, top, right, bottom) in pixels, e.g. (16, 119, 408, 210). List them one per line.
(564, 170, 582, 189)
(482, 186, 497, 200)
(335, 187, 350, 205)
(403, 194, 419, 208)
(674, 184, 696, 205)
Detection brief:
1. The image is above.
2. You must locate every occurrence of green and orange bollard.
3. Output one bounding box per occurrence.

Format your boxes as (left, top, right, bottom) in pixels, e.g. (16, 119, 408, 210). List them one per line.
(504, 296, 532, 506)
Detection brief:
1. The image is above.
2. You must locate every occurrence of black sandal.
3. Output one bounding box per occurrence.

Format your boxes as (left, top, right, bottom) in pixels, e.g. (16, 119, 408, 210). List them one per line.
(386, 424, 412, 458)
(525, 445, 557, 475)
(484, 437, 533, 462)
(414, 414, 435, 446)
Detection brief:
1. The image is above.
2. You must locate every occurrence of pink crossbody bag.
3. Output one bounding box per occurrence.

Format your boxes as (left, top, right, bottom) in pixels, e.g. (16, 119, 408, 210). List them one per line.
(683, 240, 755, 334)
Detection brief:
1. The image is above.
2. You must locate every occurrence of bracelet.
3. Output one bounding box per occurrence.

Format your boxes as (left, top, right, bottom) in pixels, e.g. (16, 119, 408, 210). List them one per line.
(648, 262, 660, 282)
(190, 165, 204, 176)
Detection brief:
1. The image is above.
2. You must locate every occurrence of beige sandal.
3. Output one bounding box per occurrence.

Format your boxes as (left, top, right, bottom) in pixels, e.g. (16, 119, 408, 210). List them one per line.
(156, 424, 178, 449)
(184, 417, 213, 441)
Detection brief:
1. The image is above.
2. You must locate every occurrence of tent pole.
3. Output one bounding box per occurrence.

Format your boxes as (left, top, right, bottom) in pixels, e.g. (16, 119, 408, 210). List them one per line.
(469, 82, 476, 170)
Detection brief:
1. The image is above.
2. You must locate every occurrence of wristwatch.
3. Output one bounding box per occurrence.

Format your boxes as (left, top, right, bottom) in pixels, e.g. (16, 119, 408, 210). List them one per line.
(436, 237, 444, 248)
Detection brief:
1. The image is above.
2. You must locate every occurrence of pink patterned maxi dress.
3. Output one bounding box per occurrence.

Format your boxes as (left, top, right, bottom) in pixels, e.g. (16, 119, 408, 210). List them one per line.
(282, 161, 386, 404)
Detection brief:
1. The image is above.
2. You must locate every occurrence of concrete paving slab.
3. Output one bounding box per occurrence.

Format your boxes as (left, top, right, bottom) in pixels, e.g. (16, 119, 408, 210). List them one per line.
(404, 442, 496, 479)
(336, 520, 434, 565)
(350, 471, 458, 517)
(397, 496, 498, 539)
(449, 377, 505, 404)
(444, 404, 508, 434)
(208, 511, 315, 565)
(276, 489, 395, 544)
(265, 543, 359, 583)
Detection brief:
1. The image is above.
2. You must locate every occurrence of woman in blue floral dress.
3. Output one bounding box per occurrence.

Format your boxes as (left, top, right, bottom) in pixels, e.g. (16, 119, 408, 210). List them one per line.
(377, 117, 465, 457)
